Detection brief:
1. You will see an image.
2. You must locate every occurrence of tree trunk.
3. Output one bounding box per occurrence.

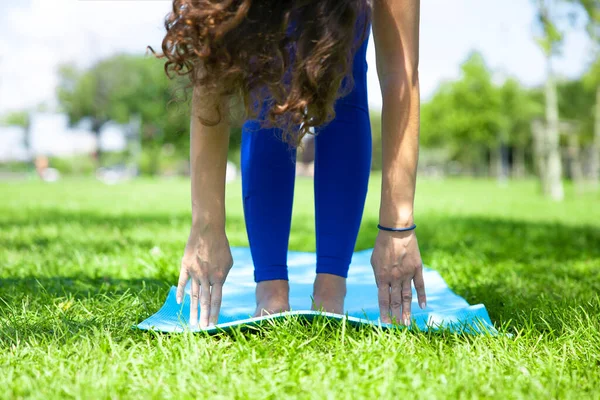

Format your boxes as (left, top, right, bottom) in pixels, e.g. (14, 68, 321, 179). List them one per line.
(590, 86, 600, 189)
(492, 141, 508, 185)
(24, 113, 32, 163)
(489, 147, 498, 178)
(543, 56, 564, 201)
(91, 119, 104, 169)
(149, 145, 161, 176)
(566, 132, 584, 195)
(500, 142, 509, 184)
(532, 119, 548, 193)
(127, 114, 142, 177)
(512, 145, 526, 179)
(145, 124, 164, 176)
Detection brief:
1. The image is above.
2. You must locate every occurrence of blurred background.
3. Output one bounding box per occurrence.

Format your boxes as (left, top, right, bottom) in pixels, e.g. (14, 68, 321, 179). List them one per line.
(0, 0, 597, 200)
(3, 5, 599, 393)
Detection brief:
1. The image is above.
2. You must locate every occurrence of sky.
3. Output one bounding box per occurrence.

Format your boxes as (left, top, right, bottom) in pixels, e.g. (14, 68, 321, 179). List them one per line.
(0, 0, 594, 115)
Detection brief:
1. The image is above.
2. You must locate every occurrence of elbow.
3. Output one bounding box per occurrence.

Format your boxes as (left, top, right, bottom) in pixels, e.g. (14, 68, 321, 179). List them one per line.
(408, 61, 420, 86)
(379, 66, 419, 98)
(378, 53, 419, 89)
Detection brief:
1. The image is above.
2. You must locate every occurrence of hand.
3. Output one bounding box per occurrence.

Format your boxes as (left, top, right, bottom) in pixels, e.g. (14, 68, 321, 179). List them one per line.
(370, 229, 426, 326)
(177, 226, 233, 329)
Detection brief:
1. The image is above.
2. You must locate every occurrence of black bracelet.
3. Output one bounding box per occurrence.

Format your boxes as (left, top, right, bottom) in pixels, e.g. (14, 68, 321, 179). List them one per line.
(377, 223, 417, 232)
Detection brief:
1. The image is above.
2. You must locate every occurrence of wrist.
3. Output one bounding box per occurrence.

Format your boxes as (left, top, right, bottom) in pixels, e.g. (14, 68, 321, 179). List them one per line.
(377, 222, 416, 232)
(378, 206, 414, 228)
(379, 181, 416, 228)
(191, 211, 226, 234)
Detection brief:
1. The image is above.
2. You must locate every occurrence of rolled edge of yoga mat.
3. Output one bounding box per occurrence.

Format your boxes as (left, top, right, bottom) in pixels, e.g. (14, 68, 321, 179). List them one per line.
(136, 286, 500, 336)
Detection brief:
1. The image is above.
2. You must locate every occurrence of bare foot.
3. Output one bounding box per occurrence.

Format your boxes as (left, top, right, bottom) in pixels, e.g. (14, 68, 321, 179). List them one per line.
(254, 280, 290, 317)
(311, 273, 346, 314)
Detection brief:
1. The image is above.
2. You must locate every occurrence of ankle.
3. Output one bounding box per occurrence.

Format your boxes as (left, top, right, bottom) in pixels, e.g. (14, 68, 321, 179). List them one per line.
(312, 273, 346, 314)
(254, 280, 290, 316)
(313, 273, 347, 297)
(256, 279, 289, 301)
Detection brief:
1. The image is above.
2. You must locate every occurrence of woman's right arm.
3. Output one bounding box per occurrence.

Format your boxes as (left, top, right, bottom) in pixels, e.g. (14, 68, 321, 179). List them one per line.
(177, 85, 233, 329)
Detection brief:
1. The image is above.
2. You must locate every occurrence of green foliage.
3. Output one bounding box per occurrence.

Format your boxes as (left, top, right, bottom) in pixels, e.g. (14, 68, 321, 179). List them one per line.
(446, 53, 503, 145)
(138, 146, 188, 177)
(582, 57, 600, 89)
(0, 161, 32, 173)
(369, 111, 383, 170)
(0, 111, 29, 128)
(57, 55, 192, 158)
(1, 178, 599, 397)
(57, 54, 246, 171)
(557, 77, 596, 143)
(568, 0, 599, 40)
(536, 7, 564, 56)
(53, 46, 594, 177)
(49, 155, 97, 175)
(500, 78, 544, 147)
(421, 52, 507, 170)
(532, 0, 594, 56)
(533, 0, 598, 56)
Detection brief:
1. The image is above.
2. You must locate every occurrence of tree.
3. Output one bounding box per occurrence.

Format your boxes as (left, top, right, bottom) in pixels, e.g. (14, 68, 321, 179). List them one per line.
(532, 0, 599, 197)
(0, 111, 29, 128)
(1, 111, 31, 161)
(534, 0, 566, 200)
(57, 54, 246, 174)
(584, 59, 600, 187)
(420, 52, 503, 176)
(57, 55, 190, 172)
(57, 63, 109, 164)
(577, 2, 600, 188)
(500, 79, 544, 178)
(557, 77, 595, 189)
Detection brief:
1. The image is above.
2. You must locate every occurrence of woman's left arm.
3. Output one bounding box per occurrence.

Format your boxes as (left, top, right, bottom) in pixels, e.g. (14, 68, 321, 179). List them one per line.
(371, 0, 426, 326)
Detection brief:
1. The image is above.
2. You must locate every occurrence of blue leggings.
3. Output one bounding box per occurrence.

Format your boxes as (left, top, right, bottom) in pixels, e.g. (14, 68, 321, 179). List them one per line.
(241, 30, 372, 282)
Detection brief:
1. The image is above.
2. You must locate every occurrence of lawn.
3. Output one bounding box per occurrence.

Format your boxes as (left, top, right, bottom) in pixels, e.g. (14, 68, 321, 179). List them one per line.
(1, 175, 599, 399)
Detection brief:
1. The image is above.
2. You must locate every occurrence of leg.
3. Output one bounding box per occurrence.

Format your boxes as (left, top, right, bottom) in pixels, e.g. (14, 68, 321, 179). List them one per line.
(241, 119, 296, 315)
(312, 29, 372, 313)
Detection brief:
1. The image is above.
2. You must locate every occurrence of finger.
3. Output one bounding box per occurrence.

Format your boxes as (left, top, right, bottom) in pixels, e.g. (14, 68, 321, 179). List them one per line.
(189, 279, 200, 327)
(199, 278, 211, 329)
(390, 285, 403, 325)
(401, 280, 413, 326)
(413, 266, 427, 309)
(378, 284, 391, 324)
(209, 284, 223, 326)
(176, 266, 189, 304)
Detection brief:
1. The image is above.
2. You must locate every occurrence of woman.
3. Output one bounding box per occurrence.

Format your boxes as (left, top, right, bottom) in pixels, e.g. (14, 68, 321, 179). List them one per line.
(160, 0, 426, 329)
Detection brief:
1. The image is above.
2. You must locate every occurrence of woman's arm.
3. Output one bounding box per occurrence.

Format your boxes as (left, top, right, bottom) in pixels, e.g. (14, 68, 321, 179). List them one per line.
(177, 86, 233, 329)
(373, 0, 420, 228)
(370, 0, 426, 326)
(189, 87, 230, 232)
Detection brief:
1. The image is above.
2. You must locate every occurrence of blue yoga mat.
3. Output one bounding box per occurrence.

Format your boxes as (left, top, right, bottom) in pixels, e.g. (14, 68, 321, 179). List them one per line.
(137, 248, 497, 334)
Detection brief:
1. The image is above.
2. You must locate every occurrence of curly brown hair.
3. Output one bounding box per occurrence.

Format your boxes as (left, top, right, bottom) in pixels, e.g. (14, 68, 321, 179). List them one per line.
(160, 0, 371, 145)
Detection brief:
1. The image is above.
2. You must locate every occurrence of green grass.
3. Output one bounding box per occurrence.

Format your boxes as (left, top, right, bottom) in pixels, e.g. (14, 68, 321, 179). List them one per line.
(1, 175, 599, 399)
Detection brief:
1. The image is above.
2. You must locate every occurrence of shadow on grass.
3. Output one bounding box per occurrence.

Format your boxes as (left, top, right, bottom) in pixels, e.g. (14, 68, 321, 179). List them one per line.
(1, 274, 598, 346)
(0, 210, 248, 254)
(0, 276, 168, 348)
(2, 209, 599, 341)
(0, 209, 250, 231)
(3, 209, 599, 262)
(357, 215, 600, 263)
(0, 276, 167, 300)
